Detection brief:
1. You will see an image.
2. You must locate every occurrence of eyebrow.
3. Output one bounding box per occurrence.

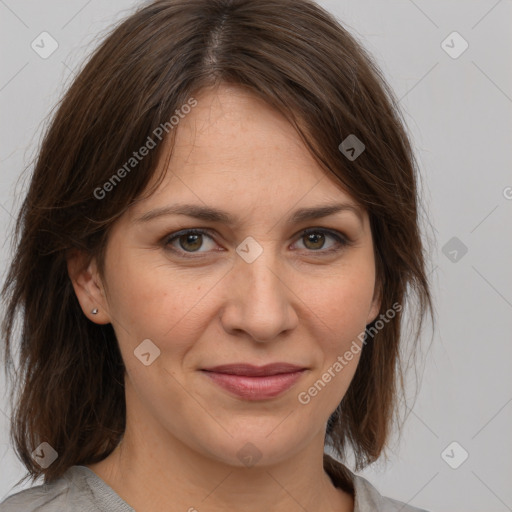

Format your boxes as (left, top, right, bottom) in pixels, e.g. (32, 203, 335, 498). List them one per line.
(134, 202, 364, 226)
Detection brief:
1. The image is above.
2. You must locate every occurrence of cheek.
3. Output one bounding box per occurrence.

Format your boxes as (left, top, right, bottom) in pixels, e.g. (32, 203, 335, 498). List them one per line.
(296, 265, 376, 333)
(297, 264, 375, 393)
(295, 278, 371, 412)
(104, 250, 219, 360)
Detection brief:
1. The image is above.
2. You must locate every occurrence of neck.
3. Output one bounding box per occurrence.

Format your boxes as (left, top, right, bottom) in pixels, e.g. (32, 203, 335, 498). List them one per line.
(86, 379, 354, 512)
(88, 427, 354, 512)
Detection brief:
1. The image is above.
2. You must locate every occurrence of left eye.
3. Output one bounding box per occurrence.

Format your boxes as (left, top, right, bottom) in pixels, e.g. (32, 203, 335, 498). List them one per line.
(296, 228, 345, 252)
(163, 228, 349, 257)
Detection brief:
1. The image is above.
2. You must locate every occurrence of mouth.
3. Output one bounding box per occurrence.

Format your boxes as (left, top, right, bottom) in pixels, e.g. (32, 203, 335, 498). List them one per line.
(200, 363, 308, 400)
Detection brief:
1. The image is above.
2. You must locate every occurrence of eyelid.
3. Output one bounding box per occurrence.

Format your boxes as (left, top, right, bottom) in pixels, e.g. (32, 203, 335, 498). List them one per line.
(162, 226, 351, 258)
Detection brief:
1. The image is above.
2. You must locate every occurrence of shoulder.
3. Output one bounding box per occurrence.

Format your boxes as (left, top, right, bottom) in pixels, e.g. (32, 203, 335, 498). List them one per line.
(0, 471, 73, 512)
(323, 453, 431, 512)
(0, 465, 133, 512)
(351, 472, 431, 512)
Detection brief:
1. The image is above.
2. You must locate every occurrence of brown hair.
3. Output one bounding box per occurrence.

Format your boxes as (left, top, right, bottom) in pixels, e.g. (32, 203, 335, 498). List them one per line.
(1, 0, 434, 487)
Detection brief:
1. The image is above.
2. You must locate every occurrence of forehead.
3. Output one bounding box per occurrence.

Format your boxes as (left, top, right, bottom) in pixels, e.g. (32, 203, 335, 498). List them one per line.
(173, 84, 319, 174)
(131, 84, 360, 221)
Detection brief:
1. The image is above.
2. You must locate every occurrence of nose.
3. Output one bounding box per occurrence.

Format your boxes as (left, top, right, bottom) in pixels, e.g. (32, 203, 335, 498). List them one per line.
(219, 248, 299, 343)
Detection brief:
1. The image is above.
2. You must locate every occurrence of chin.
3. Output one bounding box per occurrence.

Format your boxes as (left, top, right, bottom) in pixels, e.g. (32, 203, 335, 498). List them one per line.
(193, 425, 313, 469)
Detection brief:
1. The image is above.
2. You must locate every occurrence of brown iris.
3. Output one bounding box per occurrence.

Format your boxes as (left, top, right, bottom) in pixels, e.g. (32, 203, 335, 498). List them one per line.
(178, 233, 203, 252)
(303, 232, 325, 250)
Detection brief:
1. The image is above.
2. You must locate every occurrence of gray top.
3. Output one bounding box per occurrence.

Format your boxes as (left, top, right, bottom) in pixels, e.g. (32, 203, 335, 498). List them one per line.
(0, 460, 430, 512)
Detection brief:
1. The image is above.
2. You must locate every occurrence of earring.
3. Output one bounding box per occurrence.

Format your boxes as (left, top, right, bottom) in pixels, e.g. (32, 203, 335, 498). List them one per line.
(91, 308, 99, 315)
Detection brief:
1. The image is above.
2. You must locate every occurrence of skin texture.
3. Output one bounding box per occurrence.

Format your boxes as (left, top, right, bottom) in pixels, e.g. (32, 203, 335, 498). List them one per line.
(68, 84, 381, 512)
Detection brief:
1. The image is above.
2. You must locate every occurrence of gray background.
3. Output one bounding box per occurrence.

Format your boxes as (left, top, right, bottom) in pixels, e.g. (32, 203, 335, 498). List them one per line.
(1, 1, 511, 511)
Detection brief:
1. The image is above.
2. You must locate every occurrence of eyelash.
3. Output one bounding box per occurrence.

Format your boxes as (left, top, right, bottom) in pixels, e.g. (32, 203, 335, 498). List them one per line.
(162, 227, 351, 259)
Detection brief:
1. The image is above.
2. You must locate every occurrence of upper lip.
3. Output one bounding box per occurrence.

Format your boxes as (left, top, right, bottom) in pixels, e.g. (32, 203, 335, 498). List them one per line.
(201, 363, 307, 376)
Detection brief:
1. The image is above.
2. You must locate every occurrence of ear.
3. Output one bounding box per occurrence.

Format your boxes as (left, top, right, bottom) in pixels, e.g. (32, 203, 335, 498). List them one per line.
(366, 277, 382, 325)
(66, 249, 111, 325)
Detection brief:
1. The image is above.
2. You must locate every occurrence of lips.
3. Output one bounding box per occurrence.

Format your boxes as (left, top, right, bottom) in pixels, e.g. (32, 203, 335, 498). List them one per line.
(200, 363, 307, 400)
(201, 363, 307, 377)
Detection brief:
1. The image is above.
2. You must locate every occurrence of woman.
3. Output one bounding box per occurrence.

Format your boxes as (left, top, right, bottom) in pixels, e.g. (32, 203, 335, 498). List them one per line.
(0, 0, 434, 510)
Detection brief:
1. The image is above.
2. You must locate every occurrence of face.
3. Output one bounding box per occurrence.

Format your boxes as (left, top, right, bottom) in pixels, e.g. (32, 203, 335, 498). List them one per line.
(70, 84, 381, 468)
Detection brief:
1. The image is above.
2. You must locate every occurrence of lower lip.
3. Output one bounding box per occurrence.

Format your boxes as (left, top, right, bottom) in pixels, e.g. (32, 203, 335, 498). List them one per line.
(201, 370, 306, 400)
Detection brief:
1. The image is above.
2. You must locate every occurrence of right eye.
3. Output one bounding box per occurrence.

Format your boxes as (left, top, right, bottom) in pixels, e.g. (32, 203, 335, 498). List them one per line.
(163, 228, 220, 258)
